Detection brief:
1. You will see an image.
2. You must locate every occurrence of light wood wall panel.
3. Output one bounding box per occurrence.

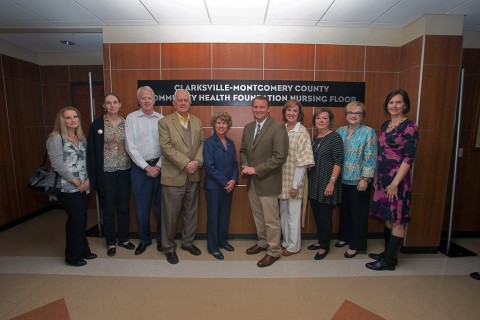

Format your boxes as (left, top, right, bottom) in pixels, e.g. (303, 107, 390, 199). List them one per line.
(366, 46, 400, 72)
(212, 43, 263, 69)
(110, 69, 161, 114)
(110, 43, 160, 69)
(212, 70, 263, 80)
(316, 44, 365, 71)
(400, 37, 423, 71)
(451, 48, 480, 232)
(161, 43, 211, 69)
(264, 44, 315, 70)
(404, 35, 462, 249)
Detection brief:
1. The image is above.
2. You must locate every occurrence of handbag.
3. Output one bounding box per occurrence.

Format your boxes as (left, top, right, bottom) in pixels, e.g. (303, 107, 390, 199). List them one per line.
(28, 151, 62, 195)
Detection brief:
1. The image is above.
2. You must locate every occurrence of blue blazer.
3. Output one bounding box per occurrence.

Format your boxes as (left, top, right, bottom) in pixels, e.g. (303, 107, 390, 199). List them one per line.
(203, 133, 238, 190)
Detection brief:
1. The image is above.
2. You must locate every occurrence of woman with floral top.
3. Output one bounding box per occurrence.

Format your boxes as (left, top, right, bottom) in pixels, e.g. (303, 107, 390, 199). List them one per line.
(87, 93, 134, 257)
(47, 106, 96, 267)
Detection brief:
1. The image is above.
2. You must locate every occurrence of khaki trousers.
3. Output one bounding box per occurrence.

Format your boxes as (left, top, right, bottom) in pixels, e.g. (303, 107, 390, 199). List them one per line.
(248, 182, 281, 257)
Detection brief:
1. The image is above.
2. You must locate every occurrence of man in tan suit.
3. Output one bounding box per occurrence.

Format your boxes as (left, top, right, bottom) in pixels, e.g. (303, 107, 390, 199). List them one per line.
(158, 89, 204, 264)
(240, 96, 289, 267)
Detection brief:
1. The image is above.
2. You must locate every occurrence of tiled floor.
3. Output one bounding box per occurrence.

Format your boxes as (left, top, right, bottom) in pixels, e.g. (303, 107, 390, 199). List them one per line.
(1, 209, 479, 319)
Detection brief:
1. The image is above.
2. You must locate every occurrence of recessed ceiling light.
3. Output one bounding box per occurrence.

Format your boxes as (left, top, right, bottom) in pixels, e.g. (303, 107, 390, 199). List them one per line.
(60, 40, 75, 45)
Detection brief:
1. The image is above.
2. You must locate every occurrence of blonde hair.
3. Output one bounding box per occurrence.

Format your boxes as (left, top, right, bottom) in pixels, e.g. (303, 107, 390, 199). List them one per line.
(345, 100, 366, 116)
(49, 106, 86, 143)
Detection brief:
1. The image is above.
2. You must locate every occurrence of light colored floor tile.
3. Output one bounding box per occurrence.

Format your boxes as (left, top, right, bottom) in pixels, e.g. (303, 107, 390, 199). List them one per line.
(1, 209, 480, 320)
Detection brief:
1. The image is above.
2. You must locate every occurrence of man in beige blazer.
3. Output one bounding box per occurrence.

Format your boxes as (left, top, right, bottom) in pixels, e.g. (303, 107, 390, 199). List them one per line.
(240, 96, 289, 267)
(158, 89, 204, 264)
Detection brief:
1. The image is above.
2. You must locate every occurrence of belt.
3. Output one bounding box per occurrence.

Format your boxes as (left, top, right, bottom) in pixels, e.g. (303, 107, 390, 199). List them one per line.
(145, 158, 159, 166)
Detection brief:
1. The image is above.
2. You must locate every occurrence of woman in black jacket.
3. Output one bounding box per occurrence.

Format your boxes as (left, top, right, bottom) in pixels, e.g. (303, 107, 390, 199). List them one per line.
(87, 93, 134, 257)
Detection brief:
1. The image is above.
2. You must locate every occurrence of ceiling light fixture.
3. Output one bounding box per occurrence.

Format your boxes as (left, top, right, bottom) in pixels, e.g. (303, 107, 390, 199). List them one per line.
(60, 40, 75, 45)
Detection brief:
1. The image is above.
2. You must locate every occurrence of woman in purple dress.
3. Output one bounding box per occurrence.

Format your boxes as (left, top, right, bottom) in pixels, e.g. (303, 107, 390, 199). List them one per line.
(366, 89, 419, 271)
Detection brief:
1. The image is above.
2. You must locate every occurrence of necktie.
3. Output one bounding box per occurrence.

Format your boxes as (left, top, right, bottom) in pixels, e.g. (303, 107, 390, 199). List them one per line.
(254, 123, 261, 141)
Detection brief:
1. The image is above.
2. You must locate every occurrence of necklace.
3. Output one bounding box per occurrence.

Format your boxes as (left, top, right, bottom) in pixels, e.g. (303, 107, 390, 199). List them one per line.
(313, 136, 325, 154)
(387, 118, 406, 132)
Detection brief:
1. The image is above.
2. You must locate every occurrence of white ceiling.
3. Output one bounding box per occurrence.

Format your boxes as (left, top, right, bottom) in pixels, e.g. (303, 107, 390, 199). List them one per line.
(0, 0, 479, 54)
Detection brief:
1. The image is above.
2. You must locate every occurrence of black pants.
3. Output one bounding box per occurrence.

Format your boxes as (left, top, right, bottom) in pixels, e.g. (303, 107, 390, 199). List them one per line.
(57, 192, 92, 262)
(338, 184, 371, 251)
(101, 169, 131, 246)
(310, 200, 333, 250)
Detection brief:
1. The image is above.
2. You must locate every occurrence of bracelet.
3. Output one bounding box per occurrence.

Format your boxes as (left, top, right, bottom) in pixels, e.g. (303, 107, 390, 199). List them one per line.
(330, 176, 336, 182)
(361, 177, 369, 182)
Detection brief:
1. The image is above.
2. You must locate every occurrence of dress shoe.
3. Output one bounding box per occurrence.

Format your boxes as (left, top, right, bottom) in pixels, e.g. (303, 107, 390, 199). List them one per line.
(470, 272, 480, 280)
(335, 241, 348, 248)
(83, 253, 97, 260)
(246, 244, 267, 255)
(307, 243, 321, 250)
(134, 242, 150, 256)
(65, 259, 87, 267)
(165, 252, 179, 264)
(157, 242, 163, 252)
(107, 247, 116, 257)
(368, 252, 398, 265)
(282, 250, 297, 257)
(118, 241, 135, 250)
(314, 248, 329, 260)
(368, 252, 384, 260)
(366, 258, 395, 271)
(210, 251, 224, 260)
(257, 254, 279, 268)
(220, 243, 234, 252)
(344, 250, 357, 258)
(181, 244, 201, 256)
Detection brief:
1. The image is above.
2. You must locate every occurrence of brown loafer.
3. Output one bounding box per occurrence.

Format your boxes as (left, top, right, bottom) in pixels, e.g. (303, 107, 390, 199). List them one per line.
(282, 250, 297, 257)
(246, 244, 267, 255)
(257, 254, 279, 268)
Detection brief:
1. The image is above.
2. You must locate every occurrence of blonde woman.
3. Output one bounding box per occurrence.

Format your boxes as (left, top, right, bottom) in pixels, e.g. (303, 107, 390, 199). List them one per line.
(336, 101, 377, 258)
(47, 106, 96, 267)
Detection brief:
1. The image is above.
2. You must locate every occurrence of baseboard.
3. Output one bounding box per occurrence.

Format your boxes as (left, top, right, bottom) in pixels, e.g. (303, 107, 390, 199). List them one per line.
(0, 204, 62, 233)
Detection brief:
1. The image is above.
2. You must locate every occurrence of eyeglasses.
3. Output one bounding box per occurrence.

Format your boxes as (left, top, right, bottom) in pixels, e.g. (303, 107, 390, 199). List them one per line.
(346, 112, 363, 116)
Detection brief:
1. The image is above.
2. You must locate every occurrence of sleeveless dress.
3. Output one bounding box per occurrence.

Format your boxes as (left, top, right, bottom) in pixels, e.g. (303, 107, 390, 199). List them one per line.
(371, 119, 419, 223)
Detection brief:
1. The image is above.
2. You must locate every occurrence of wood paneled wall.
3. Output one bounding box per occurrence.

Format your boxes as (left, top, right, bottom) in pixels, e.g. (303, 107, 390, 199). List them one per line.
(103, 40, 464, 248)
(3, 38, 474, 251)
(451, 48, 480, 232)
(0, 55, 102, 227)
(403, 36, 463, 248)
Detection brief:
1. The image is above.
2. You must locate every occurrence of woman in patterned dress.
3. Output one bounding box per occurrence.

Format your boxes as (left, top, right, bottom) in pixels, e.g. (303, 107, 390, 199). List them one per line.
(336, 101, 377, 258)
(87, 93, 134, 257)
(279, 100, 314, 256)
(366, 89, 419, 271)
(47, 107, 96, 267)
(307, 108, 344, 260)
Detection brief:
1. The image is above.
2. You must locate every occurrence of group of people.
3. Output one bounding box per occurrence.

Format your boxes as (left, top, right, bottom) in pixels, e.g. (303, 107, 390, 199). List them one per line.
(46, 87, 418, 271)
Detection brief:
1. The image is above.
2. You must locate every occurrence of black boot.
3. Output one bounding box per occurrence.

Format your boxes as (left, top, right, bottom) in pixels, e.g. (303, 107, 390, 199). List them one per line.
(368, 227, 391, 260)
(366, 235, 403, 271)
